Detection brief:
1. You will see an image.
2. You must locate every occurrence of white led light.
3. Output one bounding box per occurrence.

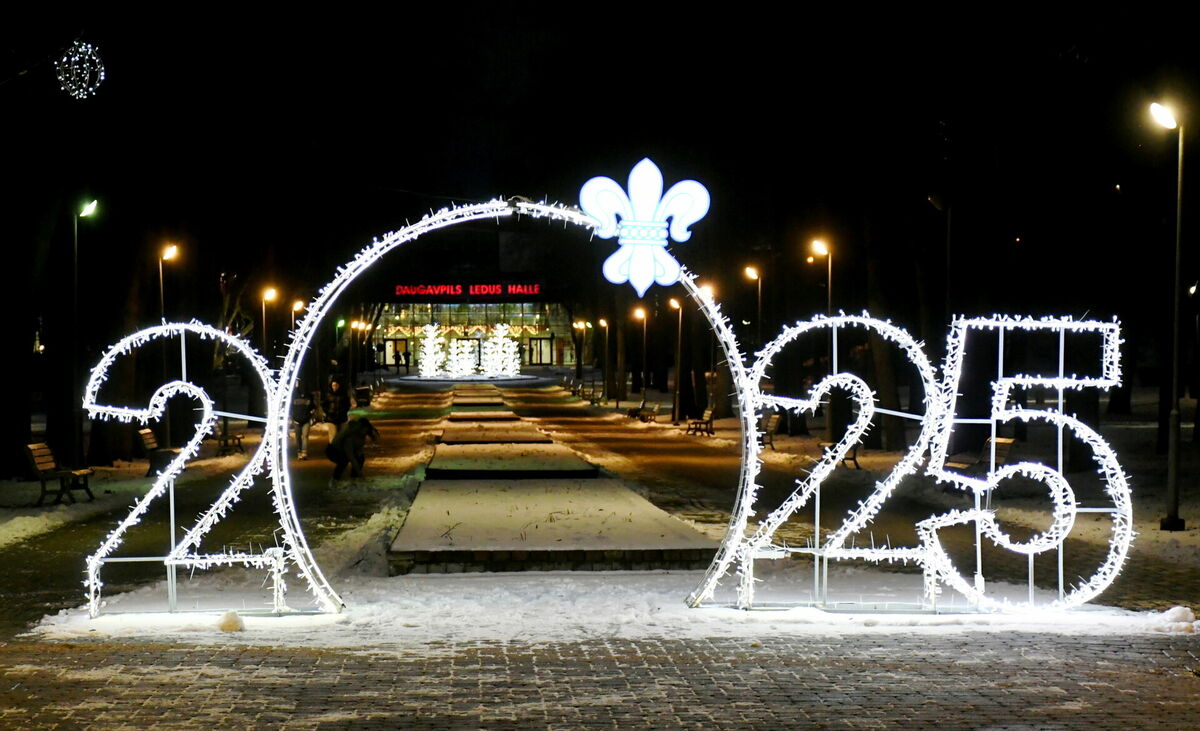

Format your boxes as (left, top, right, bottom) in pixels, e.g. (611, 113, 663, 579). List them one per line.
(55, 40, 105, 100)
(689, 311, 1133, 613)
(446, 337, 478, 378)
(580, 159, 710, 297)
(481, 324, 520, 377)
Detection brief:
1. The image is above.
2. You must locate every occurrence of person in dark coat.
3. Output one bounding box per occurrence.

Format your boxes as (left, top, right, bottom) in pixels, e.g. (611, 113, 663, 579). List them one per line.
(324, 379, 351, 427)
(326, 417, 380, 479)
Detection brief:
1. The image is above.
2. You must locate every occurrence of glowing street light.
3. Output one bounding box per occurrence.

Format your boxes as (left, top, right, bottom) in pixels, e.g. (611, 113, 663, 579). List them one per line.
(634, 307, 648, 400)
(598, 318, 610, 402)
(744, 266, 762, 346)
(72, 199, 99, 466)
(158, 243, 180, 446)
(261, 287, 277, 353)
(1151, 100, 1186, 531)
(291, 300, 305, 330)
(670, 298, 684, 423)
(811, 239, 834, 440)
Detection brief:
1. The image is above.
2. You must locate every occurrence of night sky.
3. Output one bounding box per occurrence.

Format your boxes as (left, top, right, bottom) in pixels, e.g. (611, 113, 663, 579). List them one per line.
(3, 15, 1198, 381)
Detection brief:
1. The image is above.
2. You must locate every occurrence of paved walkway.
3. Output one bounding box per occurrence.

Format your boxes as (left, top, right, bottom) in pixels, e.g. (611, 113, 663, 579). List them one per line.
(3, 633, 1198, 728)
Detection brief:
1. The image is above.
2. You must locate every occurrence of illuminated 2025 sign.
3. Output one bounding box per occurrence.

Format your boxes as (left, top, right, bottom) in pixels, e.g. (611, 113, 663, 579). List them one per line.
(83, 159, 1132, 619)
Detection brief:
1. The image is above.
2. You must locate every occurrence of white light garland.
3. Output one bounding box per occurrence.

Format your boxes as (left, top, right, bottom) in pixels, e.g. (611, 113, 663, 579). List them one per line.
(55, 40, 105, 99)
(82, 322, 279, 617)
(81, 163, 1134, 619)
(688, 310, 1133, 612)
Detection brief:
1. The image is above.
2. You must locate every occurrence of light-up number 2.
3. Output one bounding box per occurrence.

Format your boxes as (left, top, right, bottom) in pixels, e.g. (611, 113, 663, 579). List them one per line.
(82, 323, 282, 617)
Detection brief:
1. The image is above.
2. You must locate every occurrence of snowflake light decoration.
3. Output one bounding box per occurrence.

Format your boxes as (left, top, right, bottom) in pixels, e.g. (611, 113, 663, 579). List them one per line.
(56, 40, 105, 100)
(418, 324, 445, 378)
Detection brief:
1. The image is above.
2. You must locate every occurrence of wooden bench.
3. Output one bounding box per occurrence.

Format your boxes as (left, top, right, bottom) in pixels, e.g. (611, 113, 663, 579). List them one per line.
(687, 408, 715, 436)
(25, 443, 94, 506)
(214, 430, 244, 456)
(946, 436, 1015, 471)
(817, 440, 861, 469)
(139, 428, 182, 477)
(638, 403, 661, 422)
(761, 413, 782, 451)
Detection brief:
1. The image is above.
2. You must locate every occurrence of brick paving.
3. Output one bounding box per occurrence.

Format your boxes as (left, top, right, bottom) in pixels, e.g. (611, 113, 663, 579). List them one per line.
(2, 633, 1198, 728)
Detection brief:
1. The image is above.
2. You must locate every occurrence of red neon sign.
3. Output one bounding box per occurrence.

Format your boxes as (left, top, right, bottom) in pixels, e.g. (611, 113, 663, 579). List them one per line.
(394, 283, 541, 297)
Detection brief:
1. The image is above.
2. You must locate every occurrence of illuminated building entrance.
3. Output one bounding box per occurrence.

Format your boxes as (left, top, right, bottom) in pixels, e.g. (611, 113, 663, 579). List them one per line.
(368, 282, 579, 371)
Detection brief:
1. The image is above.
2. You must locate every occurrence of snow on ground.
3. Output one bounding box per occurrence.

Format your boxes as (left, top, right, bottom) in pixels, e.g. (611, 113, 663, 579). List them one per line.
(31, 556, 1198, 648)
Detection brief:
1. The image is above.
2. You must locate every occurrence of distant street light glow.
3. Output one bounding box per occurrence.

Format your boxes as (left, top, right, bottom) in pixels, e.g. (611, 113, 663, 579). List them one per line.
(162, 244, 178, 261)
(79, 200, 98, 217)
(743, 266, 758, 280)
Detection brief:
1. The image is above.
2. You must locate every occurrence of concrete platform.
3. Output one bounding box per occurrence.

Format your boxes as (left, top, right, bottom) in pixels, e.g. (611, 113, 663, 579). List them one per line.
(389, 479, 718, 574)
(425, 443, 598, 478)
(452, 396, 506, 405)
(439, 424, 552, 444)
(445, 410, 520, 421)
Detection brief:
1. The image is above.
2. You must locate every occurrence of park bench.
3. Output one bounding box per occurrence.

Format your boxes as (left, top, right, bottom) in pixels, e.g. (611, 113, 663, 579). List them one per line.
(139, 428, 182, 477)
(761, 413, 782, 451)
(25, 443, 94, 506)
(816, 439, 861, 469)
(638, 403, 661, 423)
(945, 436, 1015, 472)
(213, 428, 244, 456)
(687, 408, 715, 436)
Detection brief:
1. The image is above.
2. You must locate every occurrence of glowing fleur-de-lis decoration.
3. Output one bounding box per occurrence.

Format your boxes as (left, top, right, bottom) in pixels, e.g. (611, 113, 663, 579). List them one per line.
(580, 158, 710, 297)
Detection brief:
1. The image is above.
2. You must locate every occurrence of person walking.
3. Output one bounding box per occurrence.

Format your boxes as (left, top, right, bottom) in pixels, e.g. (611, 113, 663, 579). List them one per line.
(324, 379, 350, 427)
(291, 392, 316, 459)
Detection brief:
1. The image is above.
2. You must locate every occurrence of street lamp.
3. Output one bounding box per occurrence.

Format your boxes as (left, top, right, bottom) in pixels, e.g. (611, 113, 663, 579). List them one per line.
(670, 298, 684, 424)
(811, 239, 834, 440)
(158, 244, 178, 323)
(1152, 101, 1186, 531)
(598, 318, 610, 402)
(634, 307, 647, 399)
(72, 199, 98, 467)
(811, 239, 832, 316)
(158, 243, 179, 446)
(292, 300, 305, 330)
(744, 266, 761, 347)
(261, 287, 277, 354)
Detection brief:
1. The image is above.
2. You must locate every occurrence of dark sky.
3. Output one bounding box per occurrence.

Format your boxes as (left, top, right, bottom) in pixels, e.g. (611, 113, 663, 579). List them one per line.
(3, 14, 1198, 364)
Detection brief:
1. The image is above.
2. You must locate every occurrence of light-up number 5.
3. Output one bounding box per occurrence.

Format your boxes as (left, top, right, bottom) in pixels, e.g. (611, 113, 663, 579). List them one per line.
(920, 317, 1133, 610)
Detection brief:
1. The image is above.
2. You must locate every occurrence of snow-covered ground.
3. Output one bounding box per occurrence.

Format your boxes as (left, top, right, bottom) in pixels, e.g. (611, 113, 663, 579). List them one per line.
(31, 558, 1198, 647)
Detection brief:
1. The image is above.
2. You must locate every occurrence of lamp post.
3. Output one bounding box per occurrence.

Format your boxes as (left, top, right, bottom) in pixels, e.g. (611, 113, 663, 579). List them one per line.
(292, 300, 305, 331)
(72, 199, 98, 467)
(1152, 101, 1186, 531)
(670, 298, 684, 424)
(811, 239, 833, 440)
(598, 318, 610, 403)
(744, 266, 761, 347)
(634, 307, 647, 400)
(261, 287, 277, 354)
(158, 244, 178, 446)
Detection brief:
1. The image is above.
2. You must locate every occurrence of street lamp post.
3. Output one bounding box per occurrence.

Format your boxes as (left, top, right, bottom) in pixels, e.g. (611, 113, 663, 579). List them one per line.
(744, 266, 761, 347)
(72, 199, 97, 467)
(1152, 101, 1186, 531)
(670, 298, 684, 424)
(598, 318, 610, 403)
(261, 287, 277, 355)
(292, 300, 305, 331)
(812, 239, 833, 440)
(158, 244, 178, 446)
(634, 307, 647, 401)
